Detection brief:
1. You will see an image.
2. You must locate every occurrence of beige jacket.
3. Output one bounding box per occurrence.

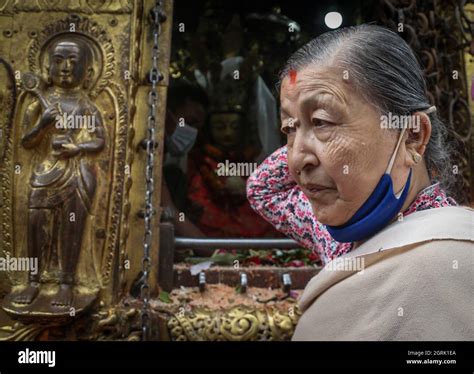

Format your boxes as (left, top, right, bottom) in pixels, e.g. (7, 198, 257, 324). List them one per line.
(292, 206, 474, 341)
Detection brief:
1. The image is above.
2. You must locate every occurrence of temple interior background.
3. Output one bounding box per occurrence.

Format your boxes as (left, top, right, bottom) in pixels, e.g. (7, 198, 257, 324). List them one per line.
(162, 0, 473, 263)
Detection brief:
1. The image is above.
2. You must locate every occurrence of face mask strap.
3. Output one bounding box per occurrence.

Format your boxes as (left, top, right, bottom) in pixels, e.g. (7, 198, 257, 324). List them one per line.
(385, 126, 407, 174)
(424, 105, 436, 114)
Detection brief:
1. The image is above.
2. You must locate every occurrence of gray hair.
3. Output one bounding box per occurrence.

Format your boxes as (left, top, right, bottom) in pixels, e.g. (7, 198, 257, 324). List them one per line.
(279, 24, 456, 196)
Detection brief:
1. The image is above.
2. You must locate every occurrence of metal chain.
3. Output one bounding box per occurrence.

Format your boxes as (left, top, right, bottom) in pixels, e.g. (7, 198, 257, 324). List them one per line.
(141, 0, 163, 341)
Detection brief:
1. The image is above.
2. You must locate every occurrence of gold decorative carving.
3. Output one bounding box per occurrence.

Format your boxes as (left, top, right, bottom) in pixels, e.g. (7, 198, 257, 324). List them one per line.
(85, 306, 143, 341)
(0, 13, 130, 323)
(0, 301, 299, 341)
(167, 305, 301, 341)
(0, 322, 49, 341)
(0, 305, 143, 341)
(0, 58, 16, 284)
(3, 33, 106, 321)
(0, 0, 133, 14)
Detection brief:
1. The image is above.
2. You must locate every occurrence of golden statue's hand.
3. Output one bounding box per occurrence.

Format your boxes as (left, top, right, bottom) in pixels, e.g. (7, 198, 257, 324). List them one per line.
(39, 104, 61, 128)
(52, 143, 80, 159)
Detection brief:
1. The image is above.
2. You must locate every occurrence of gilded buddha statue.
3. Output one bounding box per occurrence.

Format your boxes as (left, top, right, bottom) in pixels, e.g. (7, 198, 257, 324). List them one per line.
(8, 37, 105, 311)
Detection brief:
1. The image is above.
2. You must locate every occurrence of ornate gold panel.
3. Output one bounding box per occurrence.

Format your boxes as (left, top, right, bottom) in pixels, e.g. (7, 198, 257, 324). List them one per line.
(0, 0, 172, 331)
(167, 305, 301, 342)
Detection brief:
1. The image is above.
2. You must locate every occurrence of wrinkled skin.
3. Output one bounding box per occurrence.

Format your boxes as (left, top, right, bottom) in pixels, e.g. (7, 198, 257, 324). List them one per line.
(280, 64, 432, 238)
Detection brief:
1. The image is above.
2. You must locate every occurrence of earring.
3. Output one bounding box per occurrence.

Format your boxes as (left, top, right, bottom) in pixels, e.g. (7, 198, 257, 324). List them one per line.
(412, 152, 422, 164)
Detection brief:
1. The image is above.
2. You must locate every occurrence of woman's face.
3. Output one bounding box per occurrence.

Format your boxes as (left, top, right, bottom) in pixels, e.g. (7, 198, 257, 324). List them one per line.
(280, 64, 407, 226)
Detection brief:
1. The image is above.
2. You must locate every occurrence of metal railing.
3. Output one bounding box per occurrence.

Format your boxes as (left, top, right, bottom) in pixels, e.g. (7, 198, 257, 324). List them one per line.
(175, 237, 299, 251)
(158, 222, 302, 291)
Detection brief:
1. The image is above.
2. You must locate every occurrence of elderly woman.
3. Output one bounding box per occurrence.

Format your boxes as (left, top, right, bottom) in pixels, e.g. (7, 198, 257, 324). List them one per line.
(247, 25, 473, 340)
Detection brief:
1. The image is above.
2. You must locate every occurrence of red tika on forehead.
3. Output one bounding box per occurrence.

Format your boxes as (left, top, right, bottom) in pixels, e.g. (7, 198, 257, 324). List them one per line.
(289, 69, 297, 85)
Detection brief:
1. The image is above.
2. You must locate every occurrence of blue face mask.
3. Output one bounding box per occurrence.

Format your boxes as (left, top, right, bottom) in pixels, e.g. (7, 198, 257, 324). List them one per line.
(325, 121, 416, 243)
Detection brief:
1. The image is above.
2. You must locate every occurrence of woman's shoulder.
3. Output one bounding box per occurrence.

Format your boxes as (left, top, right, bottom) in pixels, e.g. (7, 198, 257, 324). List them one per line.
(400, 205, 473, 241)
(404, 238, 472, 264)
(366, 206, 473, 253)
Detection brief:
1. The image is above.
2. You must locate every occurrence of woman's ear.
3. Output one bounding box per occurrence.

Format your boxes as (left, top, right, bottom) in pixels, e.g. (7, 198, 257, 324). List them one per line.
(404, 111, 432, 166)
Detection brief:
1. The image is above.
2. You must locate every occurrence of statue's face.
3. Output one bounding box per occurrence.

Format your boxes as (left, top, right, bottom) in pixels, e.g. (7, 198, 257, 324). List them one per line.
(48, 41, 88, 89)
(209, 113, 242, 149)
